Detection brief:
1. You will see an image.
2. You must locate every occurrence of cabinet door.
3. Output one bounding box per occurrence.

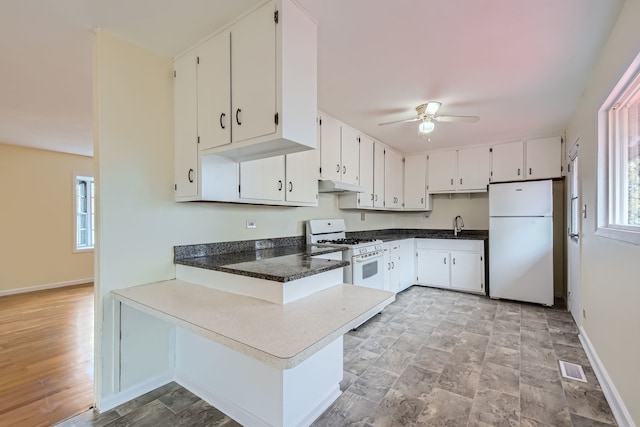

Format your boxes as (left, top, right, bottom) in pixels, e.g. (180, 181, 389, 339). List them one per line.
(450, 251, 484, 293)
(174, 50, 199, 199)
(404, 154, 427, 209)
(388, 244, 401, 293)
(525, 136, 562, 180)
(384, 149, 404, 209)
(358, 136, 374, 207)
(239, 155, 285, 201)
(491, 140, 524, 182)
(319, 112, 341, 181)
(458, 146, 490, 191)
(417, 249, 450, 287)
(198, 32, 231, 150)
(231, 1, 277, 144)
(285, 149, 318, 204)
(427, 150, 456, 193)
(340, 124, 360, 185)
(398, 240, 415, 291)
(373, 142, 385, 207)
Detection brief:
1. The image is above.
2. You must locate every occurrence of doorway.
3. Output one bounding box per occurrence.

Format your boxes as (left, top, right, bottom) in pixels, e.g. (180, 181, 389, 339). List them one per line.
(567, 139, 581, 325)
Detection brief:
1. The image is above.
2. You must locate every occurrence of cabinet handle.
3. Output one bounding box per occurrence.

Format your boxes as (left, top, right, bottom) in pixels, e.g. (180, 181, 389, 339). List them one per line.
(371, 193, 374, 201)
(375, 194, 378, 201)
(450, 178, 454, 186)
(288, 181, 293, 192)
(391, 261, 395, 269)
(388, 263, 391, 271)
(188, 168, 194, 183)
(235, 108, 242, 125)
(421, 197, 424, 204)
(453, 258, 456, 265)
(460, 178, 463, 185)
(220, 112, 226, 129)
(529, 167, 532, 175)
(336, 164, 340, 173)
(517, 168, 521, 176)
(443, 257, 447, 264)
(343, 165, 347, 175)
(278, 180, 283, 191)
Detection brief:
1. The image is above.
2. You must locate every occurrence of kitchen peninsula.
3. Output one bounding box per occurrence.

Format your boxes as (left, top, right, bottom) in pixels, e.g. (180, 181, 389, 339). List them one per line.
(112, 237, 395, 427)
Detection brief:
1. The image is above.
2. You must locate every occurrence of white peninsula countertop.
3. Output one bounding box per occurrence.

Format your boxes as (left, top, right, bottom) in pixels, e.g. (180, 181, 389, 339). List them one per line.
(112, 279, 394, 369)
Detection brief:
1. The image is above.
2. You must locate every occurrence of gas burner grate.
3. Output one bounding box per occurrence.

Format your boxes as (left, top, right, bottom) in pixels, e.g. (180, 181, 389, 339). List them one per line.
(317, 238, 378, 245)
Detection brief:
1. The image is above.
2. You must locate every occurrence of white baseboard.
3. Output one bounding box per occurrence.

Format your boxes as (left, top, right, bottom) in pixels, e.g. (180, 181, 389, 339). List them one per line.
(97, 372, 173, 413)
(579, 327, 636, 427)
(0, 278, 94, 297)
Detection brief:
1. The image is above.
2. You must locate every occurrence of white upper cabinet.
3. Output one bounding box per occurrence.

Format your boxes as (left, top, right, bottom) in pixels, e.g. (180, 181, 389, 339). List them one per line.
(384, 148, 404, 209)
(457, 146, 490, 191)
(174, 50, 199, 200)
(373, 141, 386, 208)
(239, 149, 318, 206)
(197, 32, 231, 150)
(231, 1, 276, 145)
(491, 140, 524, 182)
(428, 147, 490, 193)
(491, 137, 562, 183)
(340, 124, 361, 186)
(318, 112, 341, 181)
(427, 150, 457, 193)
(404, 154, 431, 210)
(285, 149, 318, 204)
(176, 0, 317, 163)
(525, 136, 562, 180)
(358, 136, 374, 207)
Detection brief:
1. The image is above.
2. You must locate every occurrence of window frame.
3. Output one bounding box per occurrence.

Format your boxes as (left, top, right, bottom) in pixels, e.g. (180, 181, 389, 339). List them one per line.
(74, 174, 95, 252)
(596, 51, 640, 245)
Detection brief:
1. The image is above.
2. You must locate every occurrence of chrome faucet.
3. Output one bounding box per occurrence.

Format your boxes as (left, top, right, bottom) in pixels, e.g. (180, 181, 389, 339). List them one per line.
(453, 215, 464, 237)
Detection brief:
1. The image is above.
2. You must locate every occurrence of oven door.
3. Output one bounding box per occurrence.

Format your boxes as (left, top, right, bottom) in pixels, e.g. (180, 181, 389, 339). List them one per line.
(351, 251, 386, 290)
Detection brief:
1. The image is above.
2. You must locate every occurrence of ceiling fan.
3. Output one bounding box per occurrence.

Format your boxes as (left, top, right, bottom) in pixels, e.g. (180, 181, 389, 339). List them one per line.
(378, 102, 479, 134)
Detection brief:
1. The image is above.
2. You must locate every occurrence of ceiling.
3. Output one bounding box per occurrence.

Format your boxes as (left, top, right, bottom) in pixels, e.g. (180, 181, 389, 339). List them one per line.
(0, 0, 624, 157)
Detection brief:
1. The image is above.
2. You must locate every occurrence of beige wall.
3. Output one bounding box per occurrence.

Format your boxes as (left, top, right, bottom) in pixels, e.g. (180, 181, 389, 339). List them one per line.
(566, 0, 640, 423)
(0, 143, 94, 294)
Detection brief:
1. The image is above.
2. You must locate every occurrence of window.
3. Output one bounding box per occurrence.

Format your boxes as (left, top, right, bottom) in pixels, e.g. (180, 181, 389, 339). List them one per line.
(75, 176, 95, 251)
(597, 52, 640, 245)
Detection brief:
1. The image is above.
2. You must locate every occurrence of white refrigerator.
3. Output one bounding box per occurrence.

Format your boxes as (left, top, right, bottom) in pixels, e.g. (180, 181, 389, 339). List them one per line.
(489, 180, 554, 306)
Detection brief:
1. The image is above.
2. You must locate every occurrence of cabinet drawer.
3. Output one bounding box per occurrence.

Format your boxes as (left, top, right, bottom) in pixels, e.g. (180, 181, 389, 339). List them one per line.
(416, 238, 483, 252)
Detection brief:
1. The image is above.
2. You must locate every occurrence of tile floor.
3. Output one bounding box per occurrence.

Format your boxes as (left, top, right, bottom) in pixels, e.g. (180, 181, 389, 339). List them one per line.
(57, 286, 617, 427)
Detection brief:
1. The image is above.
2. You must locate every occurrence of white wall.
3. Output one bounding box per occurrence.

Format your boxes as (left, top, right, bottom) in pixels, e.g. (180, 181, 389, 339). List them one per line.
(565, 0, 640, 423)
(0, 143, 94, 294)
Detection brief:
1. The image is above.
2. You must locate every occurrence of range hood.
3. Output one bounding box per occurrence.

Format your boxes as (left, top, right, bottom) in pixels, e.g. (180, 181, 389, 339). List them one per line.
(318, 179, 365, 193)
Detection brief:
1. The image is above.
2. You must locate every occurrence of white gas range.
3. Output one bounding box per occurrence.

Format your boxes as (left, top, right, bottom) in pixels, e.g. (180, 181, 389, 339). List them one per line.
(306, 219, 388, 290)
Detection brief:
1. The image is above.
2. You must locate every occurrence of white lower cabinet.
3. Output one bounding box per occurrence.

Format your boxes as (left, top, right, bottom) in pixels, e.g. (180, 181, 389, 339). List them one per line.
(386, 239, 415, 293)
(416, 239, 485, 294)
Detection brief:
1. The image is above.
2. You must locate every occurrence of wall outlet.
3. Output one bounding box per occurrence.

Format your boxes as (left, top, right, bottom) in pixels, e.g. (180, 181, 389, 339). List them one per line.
(360, 212, 366, 221)
(246, 219, 256, 229)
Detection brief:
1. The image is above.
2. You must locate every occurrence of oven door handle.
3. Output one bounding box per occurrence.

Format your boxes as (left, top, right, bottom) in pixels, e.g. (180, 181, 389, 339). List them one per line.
(352, 249, 387, 262)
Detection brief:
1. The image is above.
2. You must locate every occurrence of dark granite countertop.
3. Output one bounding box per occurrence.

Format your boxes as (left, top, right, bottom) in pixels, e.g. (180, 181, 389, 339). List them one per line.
(347, 228, 488, 242)
(175, 238, 348, 283)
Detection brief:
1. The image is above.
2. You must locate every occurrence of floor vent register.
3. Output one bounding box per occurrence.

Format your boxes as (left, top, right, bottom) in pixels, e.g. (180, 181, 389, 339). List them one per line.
(559, 360, 587, 382)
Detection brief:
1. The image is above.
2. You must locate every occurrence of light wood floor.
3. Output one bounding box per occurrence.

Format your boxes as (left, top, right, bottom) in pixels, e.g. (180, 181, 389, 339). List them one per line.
(0, 283, 94, 427)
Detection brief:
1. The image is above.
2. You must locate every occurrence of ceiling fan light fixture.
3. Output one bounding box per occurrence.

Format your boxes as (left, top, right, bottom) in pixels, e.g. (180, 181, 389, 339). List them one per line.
(419, 120, 435, 134)
(425, 101, 441, 115)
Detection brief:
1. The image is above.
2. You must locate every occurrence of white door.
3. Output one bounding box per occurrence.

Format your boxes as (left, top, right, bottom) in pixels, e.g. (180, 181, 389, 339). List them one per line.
(359, 137, 374, 207)
(340, 124, 360, 185)
(526, 136, 562, 180)
(567, 142, 581, 324)
(417, 249, 450, 287)
(174, 50, 199, 199)
(489, 216, 554, 306)
(231, 1, 277, 143)
(458, 146, 490, 191)
(319, 112, 341, 181)
(427, 150, 456, 192)
(384, 149, 403, 208)
(239, 155, 285, 201)
(491, 140, 524, 183)
(450, 251, 483, 293)
(373, 142, 385, 207)
(404, 154, 427, 209)
(489, 180, 553, 217)
(285, 149, 317, 204)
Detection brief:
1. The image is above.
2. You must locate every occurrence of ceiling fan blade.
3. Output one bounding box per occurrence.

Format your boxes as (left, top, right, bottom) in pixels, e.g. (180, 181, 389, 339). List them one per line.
(433, 115, 480, 123)
(378, 116, 421, 126)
